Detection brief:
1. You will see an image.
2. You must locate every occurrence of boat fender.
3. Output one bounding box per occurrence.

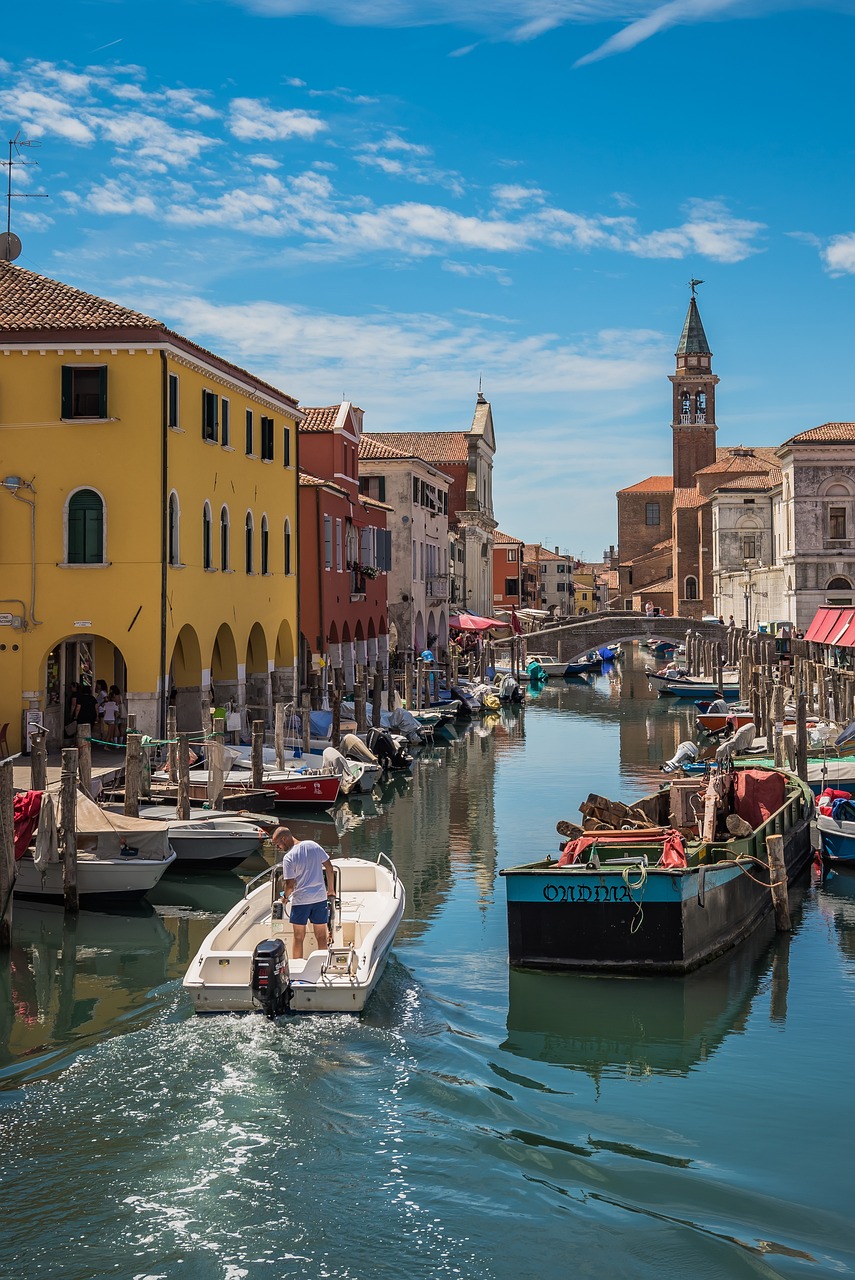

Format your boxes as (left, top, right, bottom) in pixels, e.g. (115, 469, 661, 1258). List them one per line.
(697, 865, 706, 908)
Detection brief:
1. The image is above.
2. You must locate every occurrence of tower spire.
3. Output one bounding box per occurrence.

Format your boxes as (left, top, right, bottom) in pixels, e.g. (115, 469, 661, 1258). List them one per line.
(676, 294, 711, 357)
(669, 287, 719, 488)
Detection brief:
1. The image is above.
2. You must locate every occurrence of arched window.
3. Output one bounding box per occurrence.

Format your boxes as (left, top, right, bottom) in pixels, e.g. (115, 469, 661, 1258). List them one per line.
(261, 514, 269, 575)
(284, 518, 292, 575)
(220, 506, 230, 571)
(203, 502, 213, 570)
(685, 576, 698, 601)
(245, 511, 254, 574)
(168, 491, 180, 566)
(827, 576, 853, 590)
(67, 489, 104, 564)
(681, 390, 690, 419)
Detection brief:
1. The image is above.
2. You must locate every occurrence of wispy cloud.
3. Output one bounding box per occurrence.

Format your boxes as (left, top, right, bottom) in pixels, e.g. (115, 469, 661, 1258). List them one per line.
(228, 98, 328, 141)
(221, 0, 851, 66)
(820, 232, 855, 276)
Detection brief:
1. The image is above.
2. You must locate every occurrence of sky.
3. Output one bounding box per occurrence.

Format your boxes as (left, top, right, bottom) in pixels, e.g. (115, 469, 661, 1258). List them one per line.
(2, 0, 854, 557)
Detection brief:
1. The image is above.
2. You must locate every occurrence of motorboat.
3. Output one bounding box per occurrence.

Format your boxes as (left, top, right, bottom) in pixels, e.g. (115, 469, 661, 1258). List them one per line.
(133, 806, 266, 870)
(15, 789, 176, 906)
(153, 753, 341, 809)
(646, 669, 740, 698)
(183, 853, 405, 1014)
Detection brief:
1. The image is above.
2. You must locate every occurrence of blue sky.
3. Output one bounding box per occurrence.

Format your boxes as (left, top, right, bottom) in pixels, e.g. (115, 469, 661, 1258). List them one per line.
(2, 0, 854, 556)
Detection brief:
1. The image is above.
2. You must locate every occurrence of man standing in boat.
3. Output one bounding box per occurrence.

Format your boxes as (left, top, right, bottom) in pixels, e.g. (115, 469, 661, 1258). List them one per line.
(272, 827, 336, 959)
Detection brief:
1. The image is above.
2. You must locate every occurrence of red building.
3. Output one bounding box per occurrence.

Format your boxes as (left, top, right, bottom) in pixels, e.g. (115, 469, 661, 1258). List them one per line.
(492, 530, 525, 612)
(299, 403, 392, 690)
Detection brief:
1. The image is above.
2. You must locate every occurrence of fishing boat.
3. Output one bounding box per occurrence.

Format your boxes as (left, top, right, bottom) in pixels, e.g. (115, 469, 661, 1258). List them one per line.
(15, 790, 176, 905)
(183, 854, 405, 1014)
(500, 766, 813, 974)
(816, 792, 855, 863)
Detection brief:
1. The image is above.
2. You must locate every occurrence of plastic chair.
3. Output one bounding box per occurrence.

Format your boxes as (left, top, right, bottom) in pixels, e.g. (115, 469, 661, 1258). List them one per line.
(0, 723, 9, 759)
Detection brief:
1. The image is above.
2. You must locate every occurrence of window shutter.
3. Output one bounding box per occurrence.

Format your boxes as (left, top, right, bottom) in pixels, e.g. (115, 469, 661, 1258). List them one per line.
(324, 515, 332, 568)
(61, 367, 73, 419)
(98, 366, 108, 419)
(283, 427, 290, 467)
(361, 527, 371, 566)
(378, 477, 386, 502)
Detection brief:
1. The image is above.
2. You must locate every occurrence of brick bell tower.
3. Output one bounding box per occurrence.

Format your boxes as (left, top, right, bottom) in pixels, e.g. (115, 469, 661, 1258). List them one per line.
(669, 287, 719, 488)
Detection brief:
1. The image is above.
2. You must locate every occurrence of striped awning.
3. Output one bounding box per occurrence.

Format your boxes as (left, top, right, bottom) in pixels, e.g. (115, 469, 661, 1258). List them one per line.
(804, 606, 855, 647)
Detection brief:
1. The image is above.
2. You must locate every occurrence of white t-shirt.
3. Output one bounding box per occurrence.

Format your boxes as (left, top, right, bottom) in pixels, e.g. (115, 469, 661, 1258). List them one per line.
(281, 840, 330, 906)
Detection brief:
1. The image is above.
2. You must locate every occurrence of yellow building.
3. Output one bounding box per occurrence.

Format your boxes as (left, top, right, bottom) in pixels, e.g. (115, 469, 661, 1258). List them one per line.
(0, 262, 300, 752)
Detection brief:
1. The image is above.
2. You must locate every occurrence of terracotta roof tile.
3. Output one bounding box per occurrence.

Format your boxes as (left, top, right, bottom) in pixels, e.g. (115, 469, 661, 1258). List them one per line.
(715, 444, 779, 462)
(358, 436, 410, 461)
(359, 496, 393, 513)
(785, 423, 855, 445)
(618, 475, 673, 494)
(493, 530, 524, 545)
(367, 431, 469, 464)
(301, 405, 342, 433)
(673, 487, 707, 508)
(696, 449, 777, 475)
(712, 468, 782, 492)
(0, 262, 300, 409)
(637, 576, 675, 593)
(298, 471, 349, 498)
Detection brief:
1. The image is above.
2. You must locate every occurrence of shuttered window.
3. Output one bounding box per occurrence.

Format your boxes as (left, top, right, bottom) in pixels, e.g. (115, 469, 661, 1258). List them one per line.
(67, 490, 104, 564)
(221, 398, 230, 447)
(245, 410, 254, 455)
(202, 390, 219, 442)
(168, 374, 180, 428)
(261, 417, 274, 461)
(62, 366, 107, 419)
(282, 426, 291, 467)
(323, 515, 332, 569)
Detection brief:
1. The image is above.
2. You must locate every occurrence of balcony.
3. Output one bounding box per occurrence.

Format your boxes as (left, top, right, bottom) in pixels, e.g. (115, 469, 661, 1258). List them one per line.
(427, 574, 449, 600)
(679, 412, 707, 425)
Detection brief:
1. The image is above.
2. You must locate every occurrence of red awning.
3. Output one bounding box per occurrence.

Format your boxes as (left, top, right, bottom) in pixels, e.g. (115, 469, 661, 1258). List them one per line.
(449, 612, 509, 633)
(804, 606, 855, 647)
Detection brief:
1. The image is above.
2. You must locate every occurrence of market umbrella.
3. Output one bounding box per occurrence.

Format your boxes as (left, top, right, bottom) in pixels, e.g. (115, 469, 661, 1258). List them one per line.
(449, 612, 509, 632)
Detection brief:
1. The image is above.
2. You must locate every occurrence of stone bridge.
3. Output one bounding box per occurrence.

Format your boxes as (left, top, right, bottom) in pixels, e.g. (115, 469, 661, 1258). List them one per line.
(523, 612, 725, 661)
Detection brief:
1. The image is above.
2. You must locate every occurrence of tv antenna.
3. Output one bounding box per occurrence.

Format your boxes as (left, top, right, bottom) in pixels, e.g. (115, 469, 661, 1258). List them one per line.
(1, 131, 49, 262)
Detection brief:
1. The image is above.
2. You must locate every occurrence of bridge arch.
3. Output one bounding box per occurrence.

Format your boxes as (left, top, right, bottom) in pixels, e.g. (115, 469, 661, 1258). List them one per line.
(523, 612, 724, 661)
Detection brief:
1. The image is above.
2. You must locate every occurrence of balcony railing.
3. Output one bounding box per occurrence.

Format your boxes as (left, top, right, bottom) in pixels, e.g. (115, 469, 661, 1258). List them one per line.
(427, 574, 449, 599)
(679, 412, 707, 425)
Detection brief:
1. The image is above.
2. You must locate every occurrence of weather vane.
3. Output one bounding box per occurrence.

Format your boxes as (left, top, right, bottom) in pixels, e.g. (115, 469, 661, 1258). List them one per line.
(1, 130, 49, 262)
(689, 277, 704, 298)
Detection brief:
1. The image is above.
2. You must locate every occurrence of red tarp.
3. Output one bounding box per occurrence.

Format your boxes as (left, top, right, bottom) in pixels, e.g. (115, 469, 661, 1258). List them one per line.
(13, 790, 42, 860)
(804, 606, 855, 647)
(733, 769, 786, 828)
(449, 613, 509, 632)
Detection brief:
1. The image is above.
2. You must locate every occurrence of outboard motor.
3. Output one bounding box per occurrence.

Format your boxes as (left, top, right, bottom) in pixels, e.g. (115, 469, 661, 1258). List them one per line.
(251, 938, 291, 1019)
(662, 741, 699, 774)
(366, 727, 413, 772)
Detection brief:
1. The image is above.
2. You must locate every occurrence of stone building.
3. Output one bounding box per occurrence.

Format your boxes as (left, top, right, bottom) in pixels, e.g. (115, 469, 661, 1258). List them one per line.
(617, 293, 779, 618)
(522, 545, 574, 613)
(712, 423, 855, 630)
(367, 393, 497, 618)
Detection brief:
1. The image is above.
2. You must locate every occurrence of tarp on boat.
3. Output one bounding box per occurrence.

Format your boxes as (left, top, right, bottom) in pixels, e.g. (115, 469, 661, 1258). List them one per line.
(40, 786, 172, 859)
(733, 770, 786, 828)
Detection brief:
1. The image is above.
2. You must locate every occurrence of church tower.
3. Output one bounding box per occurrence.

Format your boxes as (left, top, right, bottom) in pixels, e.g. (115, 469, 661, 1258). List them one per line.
(668, 292, 719, 488)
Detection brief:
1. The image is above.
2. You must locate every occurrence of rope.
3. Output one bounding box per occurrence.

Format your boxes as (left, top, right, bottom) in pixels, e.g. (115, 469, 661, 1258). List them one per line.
(621, 861, 647, 934)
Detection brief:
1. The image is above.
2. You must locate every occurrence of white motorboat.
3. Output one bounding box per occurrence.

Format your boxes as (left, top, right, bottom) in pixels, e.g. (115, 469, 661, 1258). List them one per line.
(135, 806, 266, 869)
(15, 790, 176, 906)
(183, 853, 405, 1015)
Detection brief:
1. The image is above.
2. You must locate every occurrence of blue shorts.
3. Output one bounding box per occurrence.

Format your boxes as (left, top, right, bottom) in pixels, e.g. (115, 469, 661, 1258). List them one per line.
(289, 899, 329, 926)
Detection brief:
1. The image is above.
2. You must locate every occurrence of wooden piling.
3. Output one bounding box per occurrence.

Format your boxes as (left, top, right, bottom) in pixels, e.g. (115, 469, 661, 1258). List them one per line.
(301, 694, 312, 754)
(167, 706, 178, 783)
(211, 714, 226, 810)
(252, 719, 264, 790)
(772, 682, 786, 768)
(60, 747, 79, 915)
(766, 833, 791, 932)
(372, 665, 383, 728)
(415, 659, 423, 711)
(0, 762, 14, 948)
(716, 644, 724, 694)
(354, 682, 367, 733)
(30, 728, 47, 792)
(274, 702, 285, 770)
(796, 693, 808, 783)
(177, 733, 191, 820)
(124, 733, 142, 818)
(404, 658, 413, 709)
(76, 724, 92, 798)
(331, 685, 342, 748)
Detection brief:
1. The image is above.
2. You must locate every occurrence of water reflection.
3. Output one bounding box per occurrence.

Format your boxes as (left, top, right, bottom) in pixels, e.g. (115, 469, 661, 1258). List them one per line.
(0, 903, 172, 1082)
(817, 866, 855, 967)
(503, 920, 782, 1081)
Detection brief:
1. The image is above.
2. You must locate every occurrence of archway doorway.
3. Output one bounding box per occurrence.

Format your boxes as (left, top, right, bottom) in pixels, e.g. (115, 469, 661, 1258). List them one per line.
(169, 624, 203, 731)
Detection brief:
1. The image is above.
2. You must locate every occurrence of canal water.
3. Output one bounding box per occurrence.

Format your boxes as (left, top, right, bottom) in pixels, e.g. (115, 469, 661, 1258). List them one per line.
(2, 649, 853, 1279)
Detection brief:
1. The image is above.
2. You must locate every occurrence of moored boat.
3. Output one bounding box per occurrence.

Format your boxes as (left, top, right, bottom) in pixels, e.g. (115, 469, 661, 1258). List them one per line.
(183, 853, 405, 1014)
(500, 767, 813, 974)
(647, 670, 740, 698)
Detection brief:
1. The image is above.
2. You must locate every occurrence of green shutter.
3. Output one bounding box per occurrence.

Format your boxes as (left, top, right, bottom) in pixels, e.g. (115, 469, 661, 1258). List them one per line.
(61, 367, 73, 419)
(67, 490, 103, 564)
(98, 366, 108, 418)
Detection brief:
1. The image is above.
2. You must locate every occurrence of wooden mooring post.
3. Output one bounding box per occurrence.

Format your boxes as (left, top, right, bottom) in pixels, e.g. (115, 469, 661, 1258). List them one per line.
(177, 733, 191, 820)
(77, 724, 92, 798)
(274, 702, 286, 769)
(211, 714, 226, 810)
(30, 728, 47, 792)
(331, 684, 342, 749)
(766, 833, 791, 932)
(252, 719, 265, 790)
(60, 747, 79, 915)
(772, 682, 786, 768)
(0, 761, 14, 949)
(795, 693, 809, 783)
(167, 706, 178, 784)
(124, 731, 142, 818)
(372, 664, 383, 727)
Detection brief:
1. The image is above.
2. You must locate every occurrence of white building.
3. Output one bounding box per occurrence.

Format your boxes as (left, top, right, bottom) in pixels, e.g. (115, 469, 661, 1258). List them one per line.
(358, 436, 451, 657)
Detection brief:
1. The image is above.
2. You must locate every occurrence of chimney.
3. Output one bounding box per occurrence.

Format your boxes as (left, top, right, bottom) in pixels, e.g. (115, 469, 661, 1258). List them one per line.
(554, 546, 559, 555)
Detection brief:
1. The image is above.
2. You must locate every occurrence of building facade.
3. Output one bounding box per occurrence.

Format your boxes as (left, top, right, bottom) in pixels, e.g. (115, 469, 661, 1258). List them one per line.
(367, 392, 497, 618)
(492, 531, 525, 613)
(357, 435, 450, 658)
(522, 545, 575, 613)
(0, 262, 300, 752)
(298, 404, 391, 689)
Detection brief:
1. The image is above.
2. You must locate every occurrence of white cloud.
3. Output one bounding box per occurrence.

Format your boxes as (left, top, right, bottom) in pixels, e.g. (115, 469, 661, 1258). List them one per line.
(443, 260, 513, 284)
(626, 199, 764, 263)
(228, 97, 328, 141)
(0, 89, 96, 144)
(492, 183, 546, 207)
(87, 180, 158, 216)
(822, 233, 855, 276)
